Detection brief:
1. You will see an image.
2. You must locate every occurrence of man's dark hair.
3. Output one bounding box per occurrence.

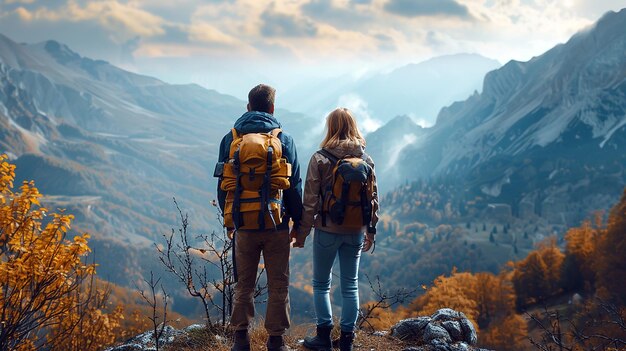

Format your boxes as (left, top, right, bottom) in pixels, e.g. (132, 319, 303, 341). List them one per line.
(248, 84, 276, 113)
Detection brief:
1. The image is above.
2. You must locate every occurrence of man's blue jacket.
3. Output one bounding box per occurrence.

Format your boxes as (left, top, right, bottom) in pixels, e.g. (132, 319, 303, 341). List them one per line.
(217, 111, 303, 230)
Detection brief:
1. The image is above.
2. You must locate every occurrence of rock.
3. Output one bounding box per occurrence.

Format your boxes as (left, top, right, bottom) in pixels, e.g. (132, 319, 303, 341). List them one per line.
(390, 308, 485, 351)
(105, 325, 186, 351)
(450, 342, 470, 351)
(183, 324, 205, 332)
(108, 345, 143, 351)
(431, 338, 455, 350)
(441, 321, 463, 341)
(391, 316, 431, 341)
(431, 308, 466, 322)
(373, 330, 389, 337)
(423, 324, 452, 343)
(458, 318, 478, 345)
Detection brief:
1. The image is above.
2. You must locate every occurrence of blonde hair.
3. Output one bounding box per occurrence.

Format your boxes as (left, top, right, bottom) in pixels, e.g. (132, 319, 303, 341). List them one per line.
(320, 107, 366, 149)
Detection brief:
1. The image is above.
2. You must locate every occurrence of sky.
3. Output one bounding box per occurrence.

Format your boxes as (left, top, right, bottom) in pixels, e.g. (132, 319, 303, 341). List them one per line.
(0, 0, 624, 98)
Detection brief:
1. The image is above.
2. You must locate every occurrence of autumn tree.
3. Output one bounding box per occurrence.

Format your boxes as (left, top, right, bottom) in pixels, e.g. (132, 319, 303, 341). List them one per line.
(481, 314, 527, 350)
(512, 238, 564, 308)
(595, 188, 626, 305)
(0, 154, 121, 350)
(410, 270, 480, 326)
(562, 218, 602, 292)
(409, 269, 527, 350)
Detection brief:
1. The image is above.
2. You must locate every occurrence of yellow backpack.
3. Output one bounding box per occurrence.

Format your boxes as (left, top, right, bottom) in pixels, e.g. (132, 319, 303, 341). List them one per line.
(220, 128, 291, 230)
(318, 149, 375, 232)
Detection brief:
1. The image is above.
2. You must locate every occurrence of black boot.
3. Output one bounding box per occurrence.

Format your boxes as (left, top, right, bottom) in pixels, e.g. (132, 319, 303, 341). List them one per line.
(339, 330, 355, 351)
(267, 335, 288, 351)
(303, 325, 333, 351)
(231, 330, 250, 351)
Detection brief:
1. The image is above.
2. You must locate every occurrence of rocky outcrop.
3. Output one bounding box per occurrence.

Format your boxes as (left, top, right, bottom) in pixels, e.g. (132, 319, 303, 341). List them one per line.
(391, 308, 491, 351)
(105, 324, 210, 351)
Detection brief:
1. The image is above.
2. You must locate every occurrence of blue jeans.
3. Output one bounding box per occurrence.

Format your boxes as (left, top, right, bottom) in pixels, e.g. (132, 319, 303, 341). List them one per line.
(312, 229, 364, 332)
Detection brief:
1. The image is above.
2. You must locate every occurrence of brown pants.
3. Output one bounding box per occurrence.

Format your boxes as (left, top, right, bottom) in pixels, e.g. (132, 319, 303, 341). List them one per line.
(230, 229, 291, 336)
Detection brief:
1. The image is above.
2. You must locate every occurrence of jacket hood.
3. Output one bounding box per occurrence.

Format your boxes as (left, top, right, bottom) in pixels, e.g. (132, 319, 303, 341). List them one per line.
(325, 140, 365, 159)
(233, 111, 281, 133)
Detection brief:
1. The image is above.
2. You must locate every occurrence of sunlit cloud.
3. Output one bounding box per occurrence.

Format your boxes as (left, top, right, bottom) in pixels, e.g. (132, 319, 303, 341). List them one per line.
(0, 0, 622, 96)
(187, 22, 241, 45)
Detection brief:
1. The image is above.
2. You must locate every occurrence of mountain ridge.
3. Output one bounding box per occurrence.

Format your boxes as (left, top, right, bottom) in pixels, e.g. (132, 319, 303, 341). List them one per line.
(381, 8, 626, 226)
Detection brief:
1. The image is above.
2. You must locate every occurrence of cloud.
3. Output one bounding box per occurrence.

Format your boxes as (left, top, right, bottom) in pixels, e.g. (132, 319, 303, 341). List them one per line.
(187, 22, 240, 45)
(119, 36, 140, 64)
(374, 33, 396, 52)
(65, 1, 166, 37)
(13, 6, 32, 21)
(384, 0, 471, 19)
(7, 1, 167, 40)
(301, 0, 373, 29)
(260, 5, 318, 37)
(336, 94, 382, 134)
(4, 0, 36, 4)
(1, 0, 621, 92)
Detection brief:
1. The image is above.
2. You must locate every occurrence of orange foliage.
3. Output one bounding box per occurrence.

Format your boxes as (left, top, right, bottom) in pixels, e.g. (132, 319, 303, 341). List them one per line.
(565, 220, 601, 288)
(410, 270, 480, 327)
(595, 188, 626, 305)
(0, 154, 123, 350)
(480, 314, 527, 350)
(408, 269, 526, 350)
(512, 238, 564, 307)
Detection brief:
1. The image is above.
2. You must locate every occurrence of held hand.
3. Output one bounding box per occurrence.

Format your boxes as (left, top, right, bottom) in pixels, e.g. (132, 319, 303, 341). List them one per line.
(362, 233, 375, 252)
(290, 229, 305, 248)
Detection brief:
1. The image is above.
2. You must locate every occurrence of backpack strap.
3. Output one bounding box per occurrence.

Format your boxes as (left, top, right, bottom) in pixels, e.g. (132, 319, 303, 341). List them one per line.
(317, 149, 338, 227)
(270, 128, 282, 138)
(231, 128, 239, 139)
(258, 145, 277, 230)
(317, 148, 339, 164)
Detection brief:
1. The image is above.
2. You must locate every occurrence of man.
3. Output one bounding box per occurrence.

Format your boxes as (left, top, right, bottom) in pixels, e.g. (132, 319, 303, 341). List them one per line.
(217, 84, 302, 351)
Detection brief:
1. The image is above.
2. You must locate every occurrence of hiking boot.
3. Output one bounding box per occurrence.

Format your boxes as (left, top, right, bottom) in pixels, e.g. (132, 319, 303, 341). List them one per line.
(231, 330, 250, 351)
(339, 330, 355, 351)
(303, 325, 333, 351)
(267, 335, 288, 351)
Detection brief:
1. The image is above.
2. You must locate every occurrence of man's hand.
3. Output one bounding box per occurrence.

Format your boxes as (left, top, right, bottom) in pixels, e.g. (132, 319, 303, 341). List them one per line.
(362, 232, 375, 252)
(290, 228, 305, 248)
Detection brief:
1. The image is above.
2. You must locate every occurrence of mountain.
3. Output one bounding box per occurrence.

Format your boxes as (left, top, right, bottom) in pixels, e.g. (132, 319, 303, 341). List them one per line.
(0, 33, 317, 289)
(365, 115, 426, 191)
(389, 9, 626, 226)
(281, 54, 501, 125)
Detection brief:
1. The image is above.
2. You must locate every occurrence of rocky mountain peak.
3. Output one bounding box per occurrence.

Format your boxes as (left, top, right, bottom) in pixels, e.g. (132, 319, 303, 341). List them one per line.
(43, 40, 82, 65)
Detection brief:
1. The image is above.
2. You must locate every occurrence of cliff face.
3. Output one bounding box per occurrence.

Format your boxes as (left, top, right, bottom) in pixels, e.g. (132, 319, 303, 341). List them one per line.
(379, 9, 626, 226)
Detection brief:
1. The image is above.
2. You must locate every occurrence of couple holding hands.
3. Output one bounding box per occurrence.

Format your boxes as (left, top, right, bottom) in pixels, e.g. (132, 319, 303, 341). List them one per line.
(216, 84, 379, 351)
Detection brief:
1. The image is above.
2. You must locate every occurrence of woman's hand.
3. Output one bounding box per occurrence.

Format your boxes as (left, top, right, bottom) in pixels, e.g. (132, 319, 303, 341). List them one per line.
(362, 233, 375, 252)
(290, 228, 305, 248)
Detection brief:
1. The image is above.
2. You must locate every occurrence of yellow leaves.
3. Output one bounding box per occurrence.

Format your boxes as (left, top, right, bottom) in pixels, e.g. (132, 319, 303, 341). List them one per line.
(0, 155, 115, 350)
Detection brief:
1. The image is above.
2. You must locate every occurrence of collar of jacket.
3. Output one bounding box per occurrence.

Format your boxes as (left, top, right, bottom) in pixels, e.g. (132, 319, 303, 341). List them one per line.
(233, 111, 282, 134)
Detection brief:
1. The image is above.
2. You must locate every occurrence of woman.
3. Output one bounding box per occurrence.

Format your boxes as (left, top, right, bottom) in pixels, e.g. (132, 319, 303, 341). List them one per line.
(294, 107, 379, 351)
